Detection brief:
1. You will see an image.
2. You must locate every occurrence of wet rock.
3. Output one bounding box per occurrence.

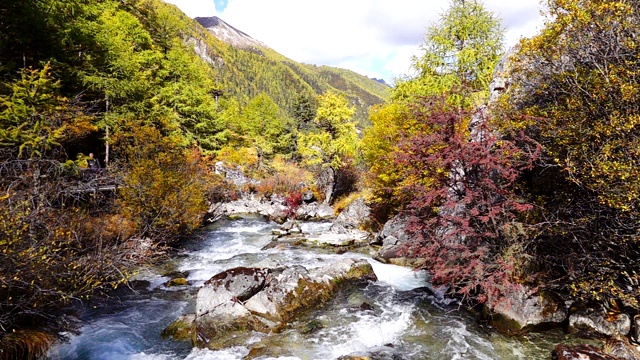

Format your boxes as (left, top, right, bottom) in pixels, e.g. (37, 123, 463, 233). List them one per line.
(338, 346, 407, 360)
(552, 344, 618, 360)
(272, 220, 302, 238)
(165, 277, 188, 287)
(126, 280, 151, 291)
(162, 270, 189, 279)
(282, 219, 302, 233)
(359, 302, 374, 311)
(307, 232, 365, 247)
(192, 259, 377, 349)
(300, 319, 324, 334)
(161, 314, 195, 341)
(203, 267, 271, 303)
(484, 287, 567, 334)
(569, 306, 631, 338)
(245, 343, 293, 359)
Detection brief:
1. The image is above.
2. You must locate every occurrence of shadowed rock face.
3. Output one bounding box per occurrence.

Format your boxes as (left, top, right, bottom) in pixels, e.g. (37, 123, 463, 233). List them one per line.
(485, 287, 567, 335)
(187, 258, 377, 349)
(568, 306, 631, 338)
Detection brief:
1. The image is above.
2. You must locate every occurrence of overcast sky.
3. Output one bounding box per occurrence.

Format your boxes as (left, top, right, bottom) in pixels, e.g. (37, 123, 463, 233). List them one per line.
(163, 0, 546, 84)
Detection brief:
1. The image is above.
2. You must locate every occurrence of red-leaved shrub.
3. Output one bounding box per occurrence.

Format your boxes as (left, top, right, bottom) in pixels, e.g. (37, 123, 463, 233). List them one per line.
(397, 96, 540, 304)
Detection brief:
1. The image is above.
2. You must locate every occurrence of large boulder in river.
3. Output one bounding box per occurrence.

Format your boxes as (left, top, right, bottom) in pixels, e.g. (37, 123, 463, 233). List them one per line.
(484, 287, 567, 334)
(192, 258, 377, 349)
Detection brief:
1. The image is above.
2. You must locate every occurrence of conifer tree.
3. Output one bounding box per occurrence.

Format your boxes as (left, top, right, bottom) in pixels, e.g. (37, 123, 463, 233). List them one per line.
(393, 0, 503, 108)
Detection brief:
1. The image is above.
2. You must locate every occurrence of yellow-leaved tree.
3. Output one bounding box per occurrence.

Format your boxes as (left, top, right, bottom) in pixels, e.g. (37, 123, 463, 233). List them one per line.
(298, 91, 358, 202)
(501, 0, 640, 306)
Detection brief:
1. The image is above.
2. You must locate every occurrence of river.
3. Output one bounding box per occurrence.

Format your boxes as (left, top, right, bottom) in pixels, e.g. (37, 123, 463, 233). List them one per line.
(47, 216, 577, 360)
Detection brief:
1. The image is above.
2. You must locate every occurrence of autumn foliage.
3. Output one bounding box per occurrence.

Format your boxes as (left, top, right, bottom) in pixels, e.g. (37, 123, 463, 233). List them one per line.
(396, 97, 539, 302)
(500, 0, 640, 306)
(113, 121, 213, 243)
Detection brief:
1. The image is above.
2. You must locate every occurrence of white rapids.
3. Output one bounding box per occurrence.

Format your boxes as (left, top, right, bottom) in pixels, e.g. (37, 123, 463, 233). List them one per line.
(48, 216, 565, 360)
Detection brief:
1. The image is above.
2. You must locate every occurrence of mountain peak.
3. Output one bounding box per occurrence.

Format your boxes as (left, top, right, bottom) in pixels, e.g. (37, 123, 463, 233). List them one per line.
(195, 16, 267, 50)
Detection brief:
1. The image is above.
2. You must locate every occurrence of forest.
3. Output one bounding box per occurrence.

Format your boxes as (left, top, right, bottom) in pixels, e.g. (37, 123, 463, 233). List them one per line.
(2, 0, 640, 357)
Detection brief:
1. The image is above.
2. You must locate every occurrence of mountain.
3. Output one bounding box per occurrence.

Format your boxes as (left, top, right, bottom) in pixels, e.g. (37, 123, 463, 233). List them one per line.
(193, 15, 389, 127)
(195, 16, 267, 50)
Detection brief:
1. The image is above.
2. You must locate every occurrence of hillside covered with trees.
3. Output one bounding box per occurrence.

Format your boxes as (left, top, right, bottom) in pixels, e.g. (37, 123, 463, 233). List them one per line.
(0, 0, 386, 347)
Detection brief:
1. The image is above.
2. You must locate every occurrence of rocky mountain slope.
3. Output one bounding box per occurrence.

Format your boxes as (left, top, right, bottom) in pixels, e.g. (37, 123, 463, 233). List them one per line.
(195, 16, 267, 50)
(194, 15, 389, 127)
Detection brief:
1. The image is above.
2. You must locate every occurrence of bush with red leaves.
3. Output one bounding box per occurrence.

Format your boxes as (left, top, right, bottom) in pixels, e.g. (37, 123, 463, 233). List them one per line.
(397, 97, 540, 304)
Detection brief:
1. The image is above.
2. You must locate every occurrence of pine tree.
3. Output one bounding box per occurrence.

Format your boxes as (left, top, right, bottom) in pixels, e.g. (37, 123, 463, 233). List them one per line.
(393, 0, 503, 108)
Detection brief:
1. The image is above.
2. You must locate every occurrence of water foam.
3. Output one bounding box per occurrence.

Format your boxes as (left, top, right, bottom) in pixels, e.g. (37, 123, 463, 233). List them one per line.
(368, 260, 429, 291)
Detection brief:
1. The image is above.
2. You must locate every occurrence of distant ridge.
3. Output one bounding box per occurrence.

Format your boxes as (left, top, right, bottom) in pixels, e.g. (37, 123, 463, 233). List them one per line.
(195, 16, 267, 49)
(371, 77, 389, 86)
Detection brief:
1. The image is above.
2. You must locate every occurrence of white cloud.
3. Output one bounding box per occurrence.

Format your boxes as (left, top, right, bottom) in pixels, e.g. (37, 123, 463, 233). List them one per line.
(163, 0, 545, 83)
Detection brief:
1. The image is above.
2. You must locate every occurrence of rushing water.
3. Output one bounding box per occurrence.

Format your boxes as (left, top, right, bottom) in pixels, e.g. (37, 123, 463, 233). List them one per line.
(48, 216, 575, 360)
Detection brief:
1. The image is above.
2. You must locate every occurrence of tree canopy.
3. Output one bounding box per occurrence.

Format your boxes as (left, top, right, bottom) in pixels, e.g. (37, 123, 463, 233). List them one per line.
(500, 0, 640, 306)
(393, 0, 503, 108)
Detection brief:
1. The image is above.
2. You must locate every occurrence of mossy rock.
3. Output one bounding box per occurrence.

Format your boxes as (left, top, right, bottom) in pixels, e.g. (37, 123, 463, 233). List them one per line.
(300, 318, 324, 334)
(161, 314, 195, 341)
(165, 277, 188, 287)
(245, 343, 293, 359)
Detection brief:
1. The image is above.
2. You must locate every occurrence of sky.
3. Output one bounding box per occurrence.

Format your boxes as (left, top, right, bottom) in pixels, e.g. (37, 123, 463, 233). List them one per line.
(163, 0, 546, 84)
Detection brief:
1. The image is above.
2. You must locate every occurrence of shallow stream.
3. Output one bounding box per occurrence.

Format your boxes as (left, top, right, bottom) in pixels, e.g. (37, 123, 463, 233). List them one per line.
(48, 216, 578, 359)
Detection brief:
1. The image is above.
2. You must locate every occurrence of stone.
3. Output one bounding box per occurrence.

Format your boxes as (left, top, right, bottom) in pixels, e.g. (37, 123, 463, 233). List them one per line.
(165, 277, 188, 287)
(552, 344, 618, 360)
(307, 232, 368, 247)
(300, 319, 324, 334)
(633, 315, 640, 344)
(161, 314, 195, 341)
(327, 197, 372, 245)
(301, 191, 315, 203)
(337, 346, 407, 360)
(214, 161, 257, 187)
(488, 46, 516, 103)
(373, 215, 413, 265)
(192, 259, 377, 349)
(281, 219, 302, 233)
(602, 339, 640, 360)
(569, 306, 631, 338)
(333, 197, 371, 230)
(210, 193, 337, 222)
(485, 287, 567, 334)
